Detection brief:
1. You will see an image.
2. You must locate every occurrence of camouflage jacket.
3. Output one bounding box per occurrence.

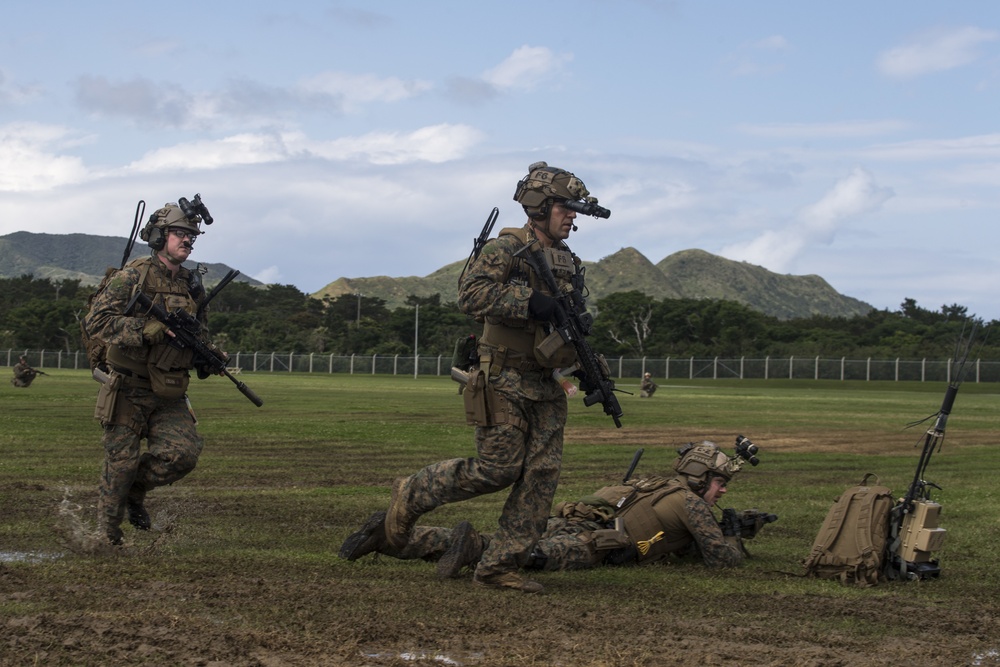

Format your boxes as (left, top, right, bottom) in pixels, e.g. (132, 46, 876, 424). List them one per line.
(458, 223, 581, 379)
(572, 475, 744, 568)
(85, 256, 211, 373)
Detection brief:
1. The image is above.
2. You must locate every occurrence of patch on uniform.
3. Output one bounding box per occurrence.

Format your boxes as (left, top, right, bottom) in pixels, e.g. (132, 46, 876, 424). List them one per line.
(546, 248, 575, 277)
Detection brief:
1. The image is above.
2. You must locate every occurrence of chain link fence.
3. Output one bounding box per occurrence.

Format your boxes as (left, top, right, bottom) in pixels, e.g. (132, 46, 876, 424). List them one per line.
(5, 349, 998, 383)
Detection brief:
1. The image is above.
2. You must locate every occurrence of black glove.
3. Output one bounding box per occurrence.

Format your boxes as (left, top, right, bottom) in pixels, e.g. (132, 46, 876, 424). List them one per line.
(572, 368, 596, 395)
(528, 291, 560, 323)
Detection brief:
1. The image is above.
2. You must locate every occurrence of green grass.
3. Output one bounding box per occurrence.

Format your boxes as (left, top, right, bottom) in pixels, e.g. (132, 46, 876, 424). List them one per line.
(2, 371, 1000, 665)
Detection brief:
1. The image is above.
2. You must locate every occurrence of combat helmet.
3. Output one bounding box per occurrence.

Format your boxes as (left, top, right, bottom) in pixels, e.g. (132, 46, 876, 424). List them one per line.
(140, 194, 212, 251)
(513, 161, 606, 221)
(673, 441, 736, 494)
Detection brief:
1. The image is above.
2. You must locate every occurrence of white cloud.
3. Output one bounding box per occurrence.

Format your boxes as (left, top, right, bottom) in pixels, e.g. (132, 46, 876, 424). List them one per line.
(126, 133, 299, 173)
(0, 70, 43, 107)
(754, 35, 790, 51)
(307, 124, 484, 165)
(862, 133, 1000, 160)
(877, 26, 1000, 78)
(298, 71, 433, 111)
(720, 167, 893, 271)
(482, 45, 573, 92)
(122, 123, 483, 174)
(0, 123, 91, 192)
(738, 120, 910, 139)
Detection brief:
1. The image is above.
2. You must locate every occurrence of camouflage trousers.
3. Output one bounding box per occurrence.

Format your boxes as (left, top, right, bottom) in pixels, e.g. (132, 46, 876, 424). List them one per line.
(98, 383, 203, 532)
(391, 519, 608, 572)
(383, 525, 460, 562)
(527, 517, 609, 571)
(398, 373, 567, 579)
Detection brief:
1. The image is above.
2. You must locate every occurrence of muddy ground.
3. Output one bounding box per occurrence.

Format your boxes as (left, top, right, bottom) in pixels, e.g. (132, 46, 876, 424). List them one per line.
(2, 427, 999, 666)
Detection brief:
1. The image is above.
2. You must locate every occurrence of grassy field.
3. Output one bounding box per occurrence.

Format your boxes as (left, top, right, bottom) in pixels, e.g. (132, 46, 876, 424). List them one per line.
(2, 370, 999, 666)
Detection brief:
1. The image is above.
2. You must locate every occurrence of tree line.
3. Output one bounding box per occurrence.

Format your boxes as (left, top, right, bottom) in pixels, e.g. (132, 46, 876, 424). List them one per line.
(1, 275, 994, 361)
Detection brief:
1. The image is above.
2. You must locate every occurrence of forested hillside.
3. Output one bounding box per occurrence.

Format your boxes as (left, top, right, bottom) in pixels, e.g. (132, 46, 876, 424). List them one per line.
(0, 275, 992, 361)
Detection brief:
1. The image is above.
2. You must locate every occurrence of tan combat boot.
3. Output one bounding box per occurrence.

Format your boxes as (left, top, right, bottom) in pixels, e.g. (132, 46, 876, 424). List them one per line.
(436, 521, 484, 579)
(473, 571, 544, 594)
(338, 511, 388, 561)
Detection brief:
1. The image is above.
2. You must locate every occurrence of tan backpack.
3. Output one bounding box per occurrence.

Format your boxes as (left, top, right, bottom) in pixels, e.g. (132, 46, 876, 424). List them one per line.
(802, 473, 894, 588)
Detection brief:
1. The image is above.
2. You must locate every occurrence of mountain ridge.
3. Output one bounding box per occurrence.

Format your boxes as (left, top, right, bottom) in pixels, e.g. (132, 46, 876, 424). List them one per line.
(1, 231, 873, 320)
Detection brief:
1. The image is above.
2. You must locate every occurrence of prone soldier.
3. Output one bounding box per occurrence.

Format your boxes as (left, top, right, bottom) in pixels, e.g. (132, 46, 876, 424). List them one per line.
(340, 437, 776, 579)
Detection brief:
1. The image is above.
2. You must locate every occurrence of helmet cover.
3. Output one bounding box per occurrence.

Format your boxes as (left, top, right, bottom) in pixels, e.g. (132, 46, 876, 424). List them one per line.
(674, 441, 737, 487)
(140, 203, 202, 246)
(513, 161, 596, 218)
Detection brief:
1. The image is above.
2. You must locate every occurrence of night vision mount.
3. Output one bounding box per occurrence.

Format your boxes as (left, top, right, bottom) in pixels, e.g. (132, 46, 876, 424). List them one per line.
(178, 193, 214, 225)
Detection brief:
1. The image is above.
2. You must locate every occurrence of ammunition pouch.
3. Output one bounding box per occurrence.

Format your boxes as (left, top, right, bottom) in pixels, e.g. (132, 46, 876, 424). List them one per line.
(553, 499, 617, 525)
(463, 368, 490, 426)
(462, 368, 528, 432)
(147, 364, 190, 400)
(592, 528, 632, 552)
(533, 327, 578, 368)
(146, 338, 193, 400)
(94, 371, 123, 424)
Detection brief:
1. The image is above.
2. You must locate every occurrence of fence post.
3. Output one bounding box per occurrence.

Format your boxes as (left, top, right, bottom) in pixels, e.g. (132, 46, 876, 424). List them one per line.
(840, 357, 845, 381)
(866, 357, 871, 382)
(641, 356, 646, 378)
(740, 356, 744, 379)
(372, 354, 377, 375)
(393, 354, 398, 375)
(789, 355, 793, 380)
(618, 357, 623, 379)
(329, 353, 334, 374)
(665, 356, 670, 380)
(689, 356, 694, 380)
(713, 357, 718, 380)
(765, 356, 769, 380)
(895, 358, 899, 382)
(814, 356, 819, 380)
(921, 358, 925, 382)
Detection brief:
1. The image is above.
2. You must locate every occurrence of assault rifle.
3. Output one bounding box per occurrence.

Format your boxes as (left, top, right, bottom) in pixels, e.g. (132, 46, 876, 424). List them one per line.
(515, 241, 624, 427)
(125, 291, 263, 407)
(458, 207, 499, 286)
(885, 321, 984, 581)
(719, 508, 778, 540)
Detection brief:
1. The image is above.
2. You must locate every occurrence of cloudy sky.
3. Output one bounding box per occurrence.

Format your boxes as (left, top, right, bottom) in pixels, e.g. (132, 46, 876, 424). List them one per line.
(2, 1, 999, 320)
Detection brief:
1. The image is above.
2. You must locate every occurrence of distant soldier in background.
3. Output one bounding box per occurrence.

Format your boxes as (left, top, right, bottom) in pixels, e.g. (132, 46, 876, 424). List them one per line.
(640, 372, 657, 398)
(84, 197, 227, 546)
(11, 356, 39, 387)
(340, 440, 775, 578)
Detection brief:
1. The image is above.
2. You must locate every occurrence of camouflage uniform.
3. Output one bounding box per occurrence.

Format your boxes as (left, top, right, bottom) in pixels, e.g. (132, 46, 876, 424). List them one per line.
(389, 222, 577, 580)
(538, 476, 744, 569)
(379, 475, 743, 571)
(85, 256, 211, 542)
(11, 358, 36, 387)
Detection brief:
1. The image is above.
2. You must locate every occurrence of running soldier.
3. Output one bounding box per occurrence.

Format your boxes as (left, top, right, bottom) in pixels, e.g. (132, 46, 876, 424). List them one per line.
(368, 162, 610, 593)
(84, 197, 226, 545)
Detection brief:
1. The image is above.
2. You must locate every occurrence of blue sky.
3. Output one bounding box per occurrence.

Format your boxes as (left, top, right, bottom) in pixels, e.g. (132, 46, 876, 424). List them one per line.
(2, 1, 999, 319)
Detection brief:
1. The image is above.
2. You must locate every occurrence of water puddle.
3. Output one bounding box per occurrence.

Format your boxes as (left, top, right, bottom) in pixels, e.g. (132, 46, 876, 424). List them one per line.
(973, 649, 1000, 665)
(0, 551, 63, 563)
(364, 651, 482, 666)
